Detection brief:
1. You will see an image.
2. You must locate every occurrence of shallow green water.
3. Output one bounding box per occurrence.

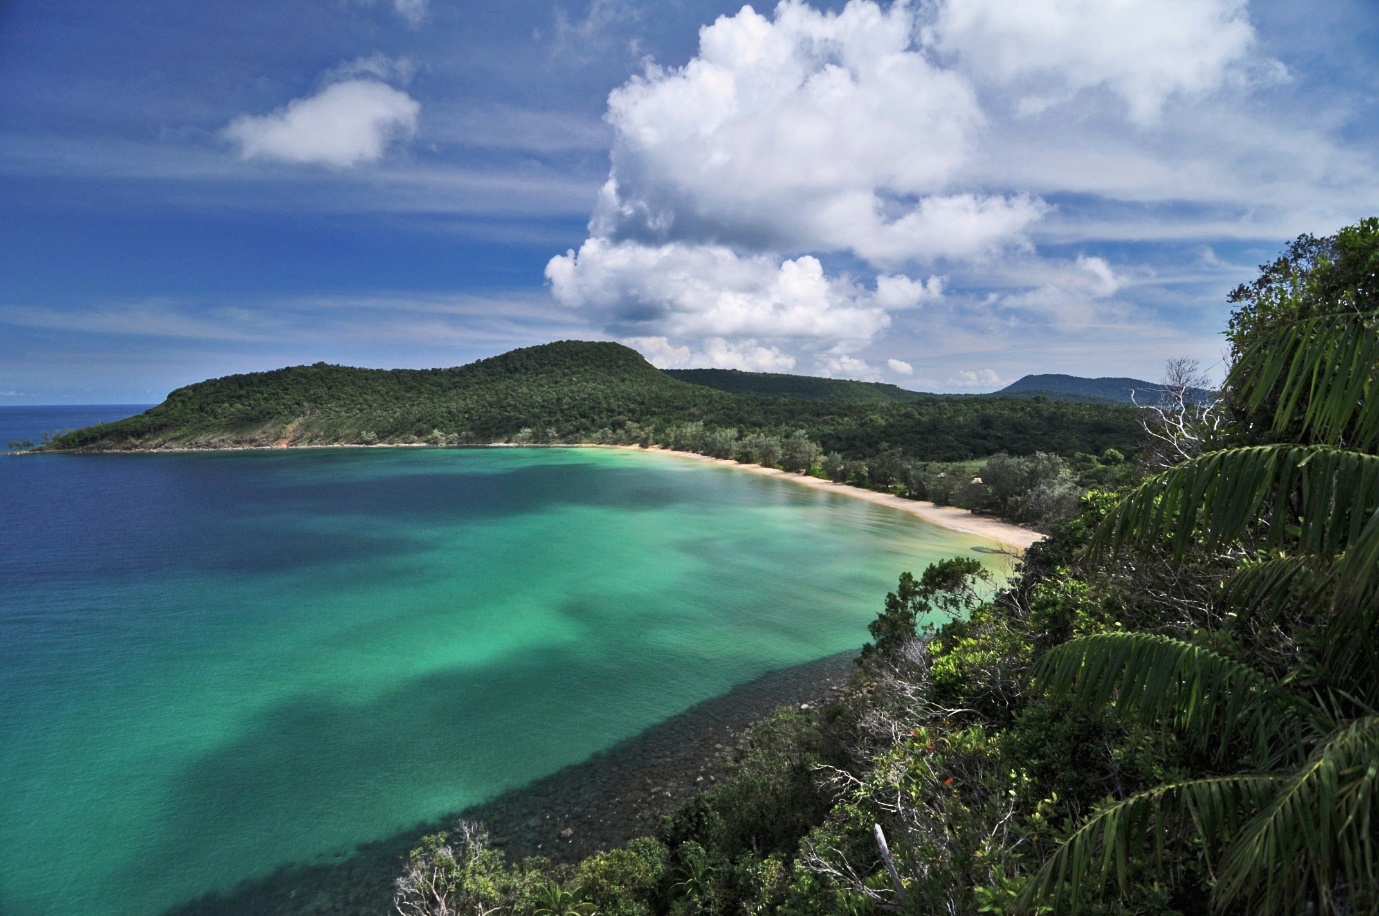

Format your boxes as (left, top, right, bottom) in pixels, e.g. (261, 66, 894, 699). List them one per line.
(0, 445, 1008, 915)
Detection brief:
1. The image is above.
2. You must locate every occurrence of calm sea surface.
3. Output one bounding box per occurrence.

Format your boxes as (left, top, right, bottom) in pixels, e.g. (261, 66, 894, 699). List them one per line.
(0, 406, 1007, 915)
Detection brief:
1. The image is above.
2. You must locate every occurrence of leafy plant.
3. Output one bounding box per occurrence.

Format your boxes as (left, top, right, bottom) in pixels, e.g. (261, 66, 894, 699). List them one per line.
(1019, 218, 1379, 915)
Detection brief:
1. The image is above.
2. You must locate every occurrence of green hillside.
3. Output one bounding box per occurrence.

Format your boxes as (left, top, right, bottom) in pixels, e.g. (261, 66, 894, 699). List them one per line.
(48, 340, 1144, 461)
(664, 368, 927, 403)
(47, 341, 714, 450)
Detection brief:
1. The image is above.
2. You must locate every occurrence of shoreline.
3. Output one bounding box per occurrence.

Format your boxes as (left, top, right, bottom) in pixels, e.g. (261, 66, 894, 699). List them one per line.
(162, 652, 857, 916)
(609, 445, 1044, 552)
(40, 440, 1045, 552)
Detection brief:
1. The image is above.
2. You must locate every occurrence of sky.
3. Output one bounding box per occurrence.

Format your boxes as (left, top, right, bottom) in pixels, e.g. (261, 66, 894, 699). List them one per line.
(1, 0, 1377, 403)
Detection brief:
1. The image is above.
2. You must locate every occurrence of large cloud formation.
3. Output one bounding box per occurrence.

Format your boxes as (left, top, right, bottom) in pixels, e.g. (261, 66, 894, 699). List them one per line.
(590, 1, 1042, 264)
(548, 0, 1272, 380)
(549, 1, 980, 373)
(931, 0, 1260, 124)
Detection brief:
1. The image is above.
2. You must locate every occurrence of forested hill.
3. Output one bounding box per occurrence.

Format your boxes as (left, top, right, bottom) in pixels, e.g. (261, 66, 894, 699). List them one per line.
(996, 372, 1210, 404)
(47, 340, 1143, 461)
(664, 368, 927, 403)
(48, 341, 711, 450)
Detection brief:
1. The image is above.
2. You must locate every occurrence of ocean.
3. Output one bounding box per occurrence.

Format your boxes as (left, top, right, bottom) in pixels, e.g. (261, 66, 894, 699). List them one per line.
(0, 405, 1007, 915)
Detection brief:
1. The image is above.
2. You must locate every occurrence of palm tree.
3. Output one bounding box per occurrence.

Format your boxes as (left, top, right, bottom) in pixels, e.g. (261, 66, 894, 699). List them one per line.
(531, 881, 597, 916)
(1019, 219, 1379, 915)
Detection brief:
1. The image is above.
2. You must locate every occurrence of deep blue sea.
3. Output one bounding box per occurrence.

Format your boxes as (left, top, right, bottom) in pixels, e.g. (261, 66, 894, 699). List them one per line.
(0, 405, 1007, 915)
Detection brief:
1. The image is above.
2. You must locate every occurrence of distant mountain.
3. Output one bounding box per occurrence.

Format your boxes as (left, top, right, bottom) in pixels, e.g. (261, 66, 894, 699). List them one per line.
(995, 374, 1213, 406)
(664, 368, 927, 403)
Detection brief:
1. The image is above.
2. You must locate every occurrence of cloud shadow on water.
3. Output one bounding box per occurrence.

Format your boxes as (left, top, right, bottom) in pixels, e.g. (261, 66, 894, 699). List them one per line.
(125, 622, 766, 915)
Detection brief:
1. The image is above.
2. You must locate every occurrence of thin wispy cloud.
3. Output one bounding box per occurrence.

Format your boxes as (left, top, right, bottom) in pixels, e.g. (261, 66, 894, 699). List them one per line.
(551, 0, 645, 61)
(346, 0, 430, 27)
(392, 0, 429, 26)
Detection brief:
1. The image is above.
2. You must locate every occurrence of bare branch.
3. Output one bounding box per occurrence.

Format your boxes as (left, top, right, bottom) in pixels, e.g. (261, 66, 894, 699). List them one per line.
(1135, 358, 1223, 469)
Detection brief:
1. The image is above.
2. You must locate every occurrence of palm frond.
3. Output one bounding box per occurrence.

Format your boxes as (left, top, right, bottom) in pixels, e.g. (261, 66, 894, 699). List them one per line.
(1037, 633, 1305, 763)
(1335, 504, 1379, 605)
(1016, 775, 1280, 915)
(1319, 513, 1379, 712)
(1229, 309, 1379, 450)
(1217, 554, 1332, 626)
(1215, 716, 1379, 915)
(1093, 445, 1379, 561)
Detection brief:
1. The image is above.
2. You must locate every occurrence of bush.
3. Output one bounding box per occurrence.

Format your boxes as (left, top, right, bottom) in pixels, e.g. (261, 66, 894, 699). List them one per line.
(664, 421, 706, 454)
(575, 838, 668, 916)
(864, 448, 908, 489)
(861, 558, 990, 662)
(822, 452, 847, 481)
(702, 427, 738, 459)
(735, 433, 783, 467)
(779, 430, 820, 473)
(976, 452, 1079, 529)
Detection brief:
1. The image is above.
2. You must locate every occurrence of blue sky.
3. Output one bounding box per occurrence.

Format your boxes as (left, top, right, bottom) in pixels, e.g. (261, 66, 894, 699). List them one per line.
(1, 0, 1376, 403)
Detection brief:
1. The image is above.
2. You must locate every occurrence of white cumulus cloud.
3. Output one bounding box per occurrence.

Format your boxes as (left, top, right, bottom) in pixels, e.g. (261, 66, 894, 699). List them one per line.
(548, 0, 1302, 381)
(818, 353, 876, 380)
(551, 0, 1051, 375)
(929, 0, 1264, 123)
(887, 358, 913, 375)
(1075, 255, 1121, 297)
(224, 79, 420, 168)
(875, 273, 944, 309)
(547, 238, 892, 343)
(627, 335, 797, 372)
(591, 0, 1044, 265)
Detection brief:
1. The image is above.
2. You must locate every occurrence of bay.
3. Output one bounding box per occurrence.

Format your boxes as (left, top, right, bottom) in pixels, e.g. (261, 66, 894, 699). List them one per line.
(0, 407, 1009, 915)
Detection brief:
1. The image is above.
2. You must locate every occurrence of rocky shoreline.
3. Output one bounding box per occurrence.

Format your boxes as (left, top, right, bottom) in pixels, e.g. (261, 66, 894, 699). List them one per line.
(164, 651, 857, 916)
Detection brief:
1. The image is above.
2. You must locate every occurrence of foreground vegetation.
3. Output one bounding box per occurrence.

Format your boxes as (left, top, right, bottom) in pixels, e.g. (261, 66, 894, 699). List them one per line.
(391, 218, 1378, 914)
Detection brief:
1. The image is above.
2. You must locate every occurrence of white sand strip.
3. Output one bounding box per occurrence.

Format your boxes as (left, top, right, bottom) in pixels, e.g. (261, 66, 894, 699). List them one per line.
(605, 446, 1045, 552)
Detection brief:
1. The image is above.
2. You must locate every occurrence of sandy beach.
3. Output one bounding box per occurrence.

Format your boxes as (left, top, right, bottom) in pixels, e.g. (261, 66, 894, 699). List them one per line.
(611, 445, 1046, 552)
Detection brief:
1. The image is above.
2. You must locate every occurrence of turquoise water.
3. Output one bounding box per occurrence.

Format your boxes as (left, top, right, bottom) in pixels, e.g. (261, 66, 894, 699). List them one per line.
(0, 418, 1007, 915)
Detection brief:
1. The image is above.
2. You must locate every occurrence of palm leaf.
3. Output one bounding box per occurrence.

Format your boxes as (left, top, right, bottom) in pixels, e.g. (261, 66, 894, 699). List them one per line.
(1229, 309, 1379, 450)
(1217, 554, 1332, 626)
(1319, 513, 1379, 712)
(1016, 775, 1280, 915)
(1215, 716, 1379, 915)
(1335, 504, 1379, 604)
(1217, 552, 1379, 720)
(1037, 633, 1306, 763)
(1093, 445, 1379, 562)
